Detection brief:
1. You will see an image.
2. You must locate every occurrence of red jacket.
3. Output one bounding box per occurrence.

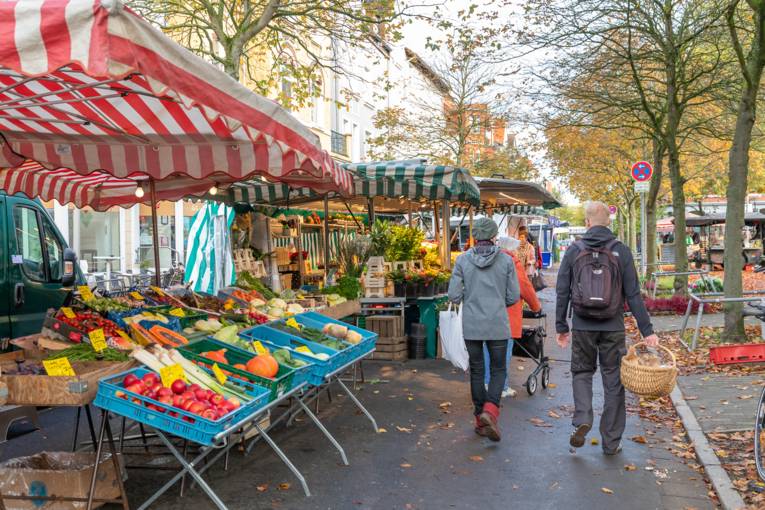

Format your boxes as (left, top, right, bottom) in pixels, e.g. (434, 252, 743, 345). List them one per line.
(504, 249, 542, 339)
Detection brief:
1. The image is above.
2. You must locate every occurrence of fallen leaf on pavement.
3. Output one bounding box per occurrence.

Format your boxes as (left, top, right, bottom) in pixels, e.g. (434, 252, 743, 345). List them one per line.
(377, 428, 387, 433)
(548, 383, 557, 388)
(529, 417, 552, 427)
(591, 438, 599, 445)
(548, 410, 561, 419)
(256, 484, 268, 492)
(624, 464, 637, 471)
(278, 483, 291, 491)
(738, 395, 753, 400)
(439, 402, 452, 409)
(684, 395, 698, 400)
(469, 455, 484, 462)
(631, 435, 647, 444)
(517, 365, 525, 371)
(400, 463, 412, 468)
(601, 487, 614, 495)
(396, 426, 412, 433)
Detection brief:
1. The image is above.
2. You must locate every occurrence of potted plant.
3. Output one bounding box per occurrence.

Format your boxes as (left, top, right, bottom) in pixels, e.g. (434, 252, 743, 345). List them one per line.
(404, 270, 421, 297)
(419, 269, 438, 297)
(387, 269, 407, 297)
(435, 270, 451, 294)
(384, 225, 425, 262)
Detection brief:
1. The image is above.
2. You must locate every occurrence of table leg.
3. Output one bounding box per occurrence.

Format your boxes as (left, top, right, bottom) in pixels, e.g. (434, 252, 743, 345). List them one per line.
(71, 406, 82, 452)
(296, 398, 348, 465)
(103, 413, 130, 510)
(253, 422, 311, 497)
(335, 377, 378, 432)
(692, 303, 705, 351)
(85, 405, 97, 449)
(85, 411, 109, 510)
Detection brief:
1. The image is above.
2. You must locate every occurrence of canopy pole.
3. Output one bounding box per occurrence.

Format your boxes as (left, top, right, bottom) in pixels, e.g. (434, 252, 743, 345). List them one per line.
(368, 198, 375, 225)
(442, 200, 451, 269)
(469, 208, 474, 247)
(149, 178, 161, 287)
(408, 202, 414, 228)
(323, 196, 331, 283)
(433, 202, 441, 249)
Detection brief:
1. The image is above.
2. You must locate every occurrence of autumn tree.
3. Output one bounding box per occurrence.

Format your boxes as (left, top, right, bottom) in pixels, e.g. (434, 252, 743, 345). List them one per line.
(131, 0, 413, 101)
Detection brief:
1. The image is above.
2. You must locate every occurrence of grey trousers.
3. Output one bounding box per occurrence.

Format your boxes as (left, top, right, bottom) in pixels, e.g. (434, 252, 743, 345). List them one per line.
(571, 330, 627, 452)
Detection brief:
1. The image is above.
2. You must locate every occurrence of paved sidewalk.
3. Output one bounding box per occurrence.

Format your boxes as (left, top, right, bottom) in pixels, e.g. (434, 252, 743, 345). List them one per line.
(677, 374, 762, 433)
(651, 313, 759, 333)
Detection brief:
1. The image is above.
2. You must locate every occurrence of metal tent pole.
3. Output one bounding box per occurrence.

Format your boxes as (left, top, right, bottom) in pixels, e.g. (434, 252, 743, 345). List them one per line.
(323, 196, 331, 282)
(149, 178, 161, 287)
(442, 200, 451, 269)
(367, 197, 375, 224)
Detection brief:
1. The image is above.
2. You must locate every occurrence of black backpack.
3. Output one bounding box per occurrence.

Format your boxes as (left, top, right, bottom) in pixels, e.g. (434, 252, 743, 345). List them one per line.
(570, 239, 623, 319)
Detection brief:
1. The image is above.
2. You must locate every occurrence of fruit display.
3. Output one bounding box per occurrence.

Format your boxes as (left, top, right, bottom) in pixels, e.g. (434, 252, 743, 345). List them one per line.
(82, 297, 131, 313)
(115, 371, 242, 421)
(48, 309, 132, 349)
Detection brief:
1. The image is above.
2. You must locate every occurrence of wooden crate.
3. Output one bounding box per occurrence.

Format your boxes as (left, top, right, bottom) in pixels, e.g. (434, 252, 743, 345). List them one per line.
(0, 360, 136, 406)
(373, 337, 407, 352)
(365, 316, 404, 338)
(371, 346, 408, 361)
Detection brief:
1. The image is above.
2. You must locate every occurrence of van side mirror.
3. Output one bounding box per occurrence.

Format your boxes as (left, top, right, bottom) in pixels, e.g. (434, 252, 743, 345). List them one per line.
(62, 248, 77, 287)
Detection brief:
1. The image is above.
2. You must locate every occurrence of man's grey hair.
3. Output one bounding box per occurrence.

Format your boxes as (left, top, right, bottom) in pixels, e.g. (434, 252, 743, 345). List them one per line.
(585, 201, 611, 227)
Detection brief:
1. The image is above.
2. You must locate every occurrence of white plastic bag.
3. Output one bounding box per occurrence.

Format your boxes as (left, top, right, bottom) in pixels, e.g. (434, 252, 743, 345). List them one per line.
(439, 303, 469, 371)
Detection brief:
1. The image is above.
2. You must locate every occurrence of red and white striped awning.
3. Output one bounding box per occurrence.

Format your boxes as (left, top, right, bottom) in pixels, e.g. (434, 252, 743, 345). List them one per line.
(0, 0, 352, 195)
(0, 161, 224, 211)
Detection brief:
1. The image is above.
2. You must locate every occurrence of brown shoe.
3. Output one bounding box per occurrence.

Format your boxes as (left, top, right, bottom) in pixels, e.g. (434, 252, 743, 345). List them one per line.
(478, 403, 501, 442)
(474, 416, 490, 437)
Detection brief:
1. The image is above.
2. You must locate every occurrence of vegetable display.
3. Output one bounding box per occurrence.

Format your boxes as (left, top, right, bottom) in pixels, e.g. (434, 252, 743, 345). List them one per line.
(272, 320, 347, 351)
(82, 297, 131, 313)
(47, 343, 130, 362)
(236, 271, 276, 300)
(51, 309, 132, 349)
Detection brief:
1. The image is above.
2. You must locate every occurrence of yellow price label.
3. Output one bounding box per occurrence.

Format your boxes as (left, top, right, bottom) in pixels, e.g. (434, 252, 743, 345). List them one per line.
(43, 357, 75, 376)
(252, 341, 268, 355)
(168, 308, 186, 317)
(223, 299, 234, 311)
(295, 345, 313, 355)
(130, 292, 145, 301)
(212, 363, 228, 384)
(150, 286, 165, 296)
(78, 285, 94, 301)
(159, 364, 187, 387)
(61, 307, 76, 319)
(88, 328, 108, 352)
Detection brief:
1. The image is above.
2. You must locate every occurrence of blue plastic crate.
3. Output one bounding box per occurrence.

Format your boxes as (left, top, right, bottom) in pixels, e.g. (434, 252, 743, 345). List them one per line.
(292, 312, 377, 363)
(94, 367, 269, 446)
(241, 325, 345, 385)
(106, 307, 182, 332)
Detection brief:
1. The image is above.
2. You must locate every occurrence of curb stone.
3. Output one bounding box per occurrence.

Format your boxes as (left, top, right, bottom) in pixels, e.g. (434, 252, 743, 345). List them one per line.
(670, 386, 747, 510)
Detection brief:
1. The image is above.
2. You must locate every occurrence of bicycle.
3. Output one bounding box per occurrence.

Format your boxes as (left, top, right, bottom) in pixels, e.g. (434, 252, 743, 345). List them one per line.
(749, 260, 765, 481)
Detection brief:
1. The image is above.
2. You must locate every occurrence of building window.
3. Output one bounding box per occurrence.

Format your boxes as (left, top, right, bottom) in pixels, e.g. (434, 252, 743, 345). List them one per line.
(281, 78, 293, 110)
(310, 80, 321, 124)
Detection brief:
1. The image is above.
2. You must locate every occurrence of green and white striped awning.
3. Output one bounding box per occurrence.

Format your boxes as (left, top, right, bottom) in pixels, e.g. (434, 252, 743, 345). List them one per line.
(184, 202, 236, 294)
(218, 163, 480, 207)
(452, 204, 549, 217)
(346, 163, 480, 206)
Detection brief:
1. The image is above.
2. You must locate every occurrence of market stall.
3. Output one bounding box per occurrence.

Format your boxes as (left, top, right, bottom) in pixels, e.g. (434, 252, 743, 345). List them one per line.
(679, 212, 765, 268)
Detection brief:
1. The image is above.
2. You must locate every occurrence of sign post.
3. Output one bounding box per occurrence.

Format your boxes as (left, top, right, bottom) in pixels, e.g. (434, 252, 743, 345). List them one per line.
(631, 161, 653, 276)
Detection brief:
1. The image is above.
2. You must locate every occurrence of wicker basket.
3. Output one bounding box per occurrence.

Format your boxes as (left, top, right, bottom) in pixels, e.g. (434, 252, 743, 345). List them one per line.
(620, 342, 678, 398)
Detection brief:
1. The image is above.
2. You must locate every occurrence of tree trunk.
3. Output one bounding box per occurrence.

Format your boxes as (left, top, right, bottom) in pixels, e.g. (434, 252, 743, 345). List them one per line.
(667, 141, 688, 294)
(646, 139, 665, 277)
(617, 210, 625, 241)
(723, 3, 765, 342)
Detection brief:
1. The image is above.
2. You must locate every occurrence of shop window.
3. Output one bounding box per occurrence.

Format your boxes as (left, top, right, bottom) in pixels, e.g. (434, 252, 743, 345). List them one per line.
(41, 214, 63, 281)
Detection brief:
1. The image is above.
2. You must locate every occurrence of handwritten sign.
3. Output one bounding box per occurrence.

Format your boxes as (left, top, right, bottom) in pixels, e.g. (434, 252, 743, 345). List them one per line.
(61, 307, 76, 319)
(43, 358, 75, 376)
(159, 364, 187, 387)
(130, 292, 145, 301)
(89, 328, 107, 352)
(168, 308, 186, 318)
(212, 363, 228, 384)
(78, 285, 94, 301)
(252, 341, 268, 355)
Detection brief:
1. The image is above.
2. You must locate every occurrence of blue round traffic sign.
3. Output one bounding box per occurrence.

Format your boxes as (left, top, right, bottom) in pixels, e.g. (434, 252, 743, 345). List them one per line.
(631, 161, 653, 181)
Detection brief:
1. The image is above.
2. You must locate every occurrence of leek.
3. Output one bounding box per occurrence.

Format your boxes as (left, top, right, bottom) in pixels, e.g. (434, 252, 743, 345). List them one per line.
(167, 349, 252, 402)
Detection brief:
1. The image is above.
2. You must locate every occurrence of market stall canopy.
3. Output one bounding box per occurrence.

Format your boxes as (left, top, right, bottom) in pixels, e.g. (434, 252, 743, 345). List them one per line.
(681, 213, 765, 227)
(0, 161, 221, 211)
(475, 177, 561, 210)
(0, 0, 352, 194)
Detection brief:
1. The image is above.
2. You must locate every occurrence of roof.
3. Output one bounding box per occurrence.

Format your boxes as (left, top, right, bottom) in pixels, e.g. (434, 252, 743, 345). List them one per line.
(475, 177, 562, 209)
(404, 48, 450, 95)
(682, 213, 765, 226)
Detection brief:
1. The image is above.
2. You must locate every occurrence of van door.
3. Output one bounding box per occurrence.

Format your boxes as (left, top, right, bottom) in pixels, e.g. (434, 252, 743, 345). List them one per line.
(8, 198, 69, 338)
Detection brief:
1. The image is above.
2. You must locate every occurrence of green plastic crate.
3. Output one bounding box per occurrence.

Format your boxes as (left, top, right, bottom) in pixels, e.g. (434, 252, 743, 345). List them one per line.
(178, 338, 295, 401)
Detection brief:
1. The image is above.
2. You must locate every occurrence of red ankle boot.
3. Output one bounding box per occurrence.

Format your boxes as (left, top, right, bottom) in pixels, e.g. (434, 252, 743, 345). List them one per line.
(478, 403, 501, 442)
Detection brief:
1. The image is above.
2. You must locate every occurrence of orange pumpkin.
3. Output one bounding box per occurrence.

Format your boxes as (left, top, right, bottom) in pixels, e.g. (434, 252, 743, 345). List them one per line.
(246, 354, 279, 378)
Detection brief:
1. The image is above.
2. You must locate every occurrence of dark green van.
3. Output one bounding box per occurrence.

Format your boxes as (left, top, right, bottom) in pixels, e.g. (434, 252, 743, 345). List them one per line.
(1, 193, 80, 340)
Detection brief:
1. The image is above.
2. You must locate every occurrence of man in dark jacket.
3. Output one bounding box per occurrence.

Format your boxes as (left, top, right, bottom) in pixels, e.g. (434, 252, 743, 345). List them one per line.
(556, 201, 658, 454)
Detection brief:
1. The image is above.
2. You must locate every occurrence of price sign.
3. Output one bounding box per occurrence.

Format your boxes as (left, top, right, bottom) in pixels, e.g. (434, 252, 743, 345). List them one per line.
(224, 299, 234, 311)
(168, 308, 186, 318)
(89, 328, 108, 352)
(43, 358, 75, 376)
(295, 345, 313, 355)
(150, 286, 165, 296)
(212, 363, 228, 384)
(252, 341, 268, 355)
(61, 307, 76, 319)
(78, 285, 94, 301)
(130, 292, 145, 301)
(160, 364, 187, 387)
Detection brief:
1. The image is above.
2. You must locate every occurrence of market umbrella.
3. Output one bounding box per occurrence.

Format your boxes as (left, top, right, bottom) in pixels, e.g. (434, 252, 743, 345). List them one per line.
(184, 202, 235, 295)
(0, 0, 354, 283)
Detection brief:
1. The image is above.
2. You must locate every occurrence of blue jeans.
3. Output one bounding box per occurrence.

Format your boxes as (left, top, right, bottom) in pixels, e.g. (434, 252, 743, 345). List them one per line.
(484, 340, 514, 388)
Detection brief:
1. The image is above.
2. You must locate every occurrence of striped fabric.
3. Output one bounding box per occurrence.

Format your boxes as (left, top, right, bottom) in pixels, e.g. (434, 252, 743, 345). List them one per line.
(0, 0, 353, 195)
(0, 161, 219, 210)
(184, 202, 235, 294)
(452, 204, 548, 217)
